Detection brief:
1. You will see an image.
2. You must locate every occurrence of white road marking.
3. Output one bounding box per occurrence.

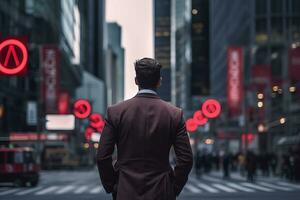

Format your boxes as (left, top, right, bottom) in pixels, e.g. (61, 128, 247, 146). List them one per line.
(212, 183, 237, 193)
(196, 183, 219, 193)
(90, 186, 103, 194)
(0, 188, 20, 196)
(258, 182, 293, 191)
(35, 186, 59, 195)
(185, 184, 202, 193)
(15, 187, 43, 195)
(277, 181, 300, 189)
(230, 174, 246, 181)
(55, 185, 76, 194)
(74, 185, 89, 194)
(226, 183, 255, 192)
(241, 182, 274, 192)
(189, 177, 219, 193)
(201, 175, 223, 182)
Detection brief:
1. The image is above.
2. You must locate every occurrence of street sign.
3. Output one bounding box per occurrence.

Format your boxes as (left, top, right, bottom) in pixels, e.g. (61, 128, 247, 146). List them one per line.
(45, 114, 75, 130)
(42, 46, 60, 113)
(186, 118, 198, 133)
(0, 38, 28, 75)
(193, 110, 208, 125)
(73, 99, 91, 119)
(89, 113, 104, 128)
(202, 99, 221, 118)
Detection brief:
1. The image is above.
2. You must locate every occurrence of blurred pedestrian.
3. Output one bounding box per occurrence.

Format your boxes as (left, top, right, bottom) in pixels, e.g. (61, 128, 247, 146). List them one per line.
(97, 58, 193, 200)
(195, 150, 202, 178)
(238, 152, 246, 176)
(222, 152, 231, 179)
(246, 151, 256, 182)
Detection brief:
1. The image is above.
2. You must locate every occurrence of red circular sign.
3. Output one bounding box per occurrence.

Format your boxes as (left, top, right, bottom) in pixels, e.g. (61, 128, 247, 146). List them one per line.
(85, 127, 94, 141)
(96, 121, 105, 133)
(0, 39, 28, 75)
(89, 113, 104, 129)
(186, 118, 198, 132)
(73, 99, 91, 119)
(202, 99, 221, 118)
(193, 110, 208, 125)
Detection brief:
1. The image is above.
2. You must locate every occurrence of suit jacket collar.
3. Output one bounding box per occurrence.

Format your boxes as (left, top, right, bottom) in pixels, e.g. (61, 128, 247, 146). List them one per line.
(135, 92, 160, 99)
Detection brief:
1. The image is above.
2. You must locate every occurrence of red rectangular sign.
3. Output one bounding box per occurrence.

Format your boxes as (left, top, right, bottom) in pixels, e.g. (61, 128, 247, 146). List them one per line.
(289, 47, 300, 81)
(227, 47, 243, 115)
(41, 46, 60, 113)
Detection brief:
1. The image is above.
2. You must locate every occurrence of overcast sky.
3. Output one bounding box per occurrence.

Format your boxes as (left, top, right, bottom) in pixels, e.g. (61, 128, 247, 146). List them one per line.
(106, 0, 154, 99)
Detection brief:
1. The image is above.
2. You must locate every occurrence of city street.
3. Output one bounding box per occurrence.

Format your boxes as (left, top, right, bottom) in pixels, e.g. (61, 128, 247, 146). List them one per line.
(0, 168, 300, 200)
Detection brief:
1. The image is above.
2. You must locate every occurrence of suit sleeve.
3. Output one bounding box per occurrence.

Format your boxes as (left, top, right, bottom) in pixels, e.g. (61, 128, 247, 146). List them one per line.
(97, 107, 118, 193)
(173, 109, 193, 196)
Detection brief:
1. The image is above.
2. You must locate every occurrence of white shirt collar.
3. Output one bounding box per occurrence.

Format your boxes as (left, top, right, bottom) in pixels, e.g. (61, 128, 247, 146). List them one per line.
(138, 89, 157, 95)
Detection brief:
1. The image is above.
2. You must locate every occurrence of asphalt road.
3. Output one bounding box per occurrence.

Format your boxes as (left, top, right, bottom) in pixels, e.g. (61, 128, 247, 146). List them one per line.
(0, 168, 300, 200)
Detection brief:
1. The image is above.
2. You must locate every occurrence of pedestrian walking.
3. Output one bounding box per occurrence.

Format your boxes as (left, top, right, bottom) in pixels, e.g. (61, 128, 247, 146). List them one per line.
(246, 151, 256, 182)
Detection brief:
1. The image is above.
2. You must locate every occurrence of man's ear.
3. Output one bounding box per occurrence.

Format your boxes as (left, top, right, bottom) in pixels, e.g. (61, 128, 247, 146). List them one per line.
(156, 77, 162, 88)
(135, 77, 139, 86)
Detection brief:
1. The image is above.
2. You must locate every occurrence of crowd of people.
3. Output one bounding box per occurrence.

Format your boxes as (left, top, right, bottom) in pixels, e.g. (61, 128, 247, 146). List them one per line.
(194, 146, 300, 182)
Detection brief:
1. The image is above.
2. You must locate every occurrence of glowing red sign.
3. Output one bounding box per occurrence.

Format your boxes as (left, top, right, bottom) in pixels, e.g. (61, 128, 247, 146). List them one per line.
(186, 118, 198, 132)
(202, 99, 221, 118)
(85, 127, 94, 141)
(193, 110, 208, 125)
(89, 113, 104, 129)
(227, 47, 243, 115)
(0, 39, 28, 75)
(73, 99, 91, 119)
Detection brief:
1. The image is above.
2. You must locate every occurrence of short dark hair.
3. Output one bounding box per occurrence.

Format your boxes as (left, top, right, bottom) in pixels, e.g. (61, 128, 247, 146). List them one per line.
(135, 58, 162, 89)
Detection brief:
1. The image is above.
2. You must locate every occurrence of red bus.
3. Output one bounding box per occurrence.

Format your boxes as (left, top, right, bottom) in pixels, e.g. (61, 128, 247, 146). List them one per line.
(0, 147, 39, 186)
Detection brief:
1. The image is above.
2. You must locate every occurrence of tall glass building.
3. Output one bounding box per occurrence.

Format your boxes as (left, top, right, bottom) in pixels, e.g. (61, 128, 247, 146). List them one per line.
(154, 0, 171, 101)
(171, 0, 192, 110)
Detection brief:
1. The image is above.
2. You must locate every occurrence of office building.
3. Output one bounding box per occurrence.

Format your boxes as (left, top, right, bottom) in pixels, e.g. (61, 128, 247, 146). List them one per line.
(106, 22, 125, 105)
(171, 0, 192, 110)
(154, 0, 171, 101)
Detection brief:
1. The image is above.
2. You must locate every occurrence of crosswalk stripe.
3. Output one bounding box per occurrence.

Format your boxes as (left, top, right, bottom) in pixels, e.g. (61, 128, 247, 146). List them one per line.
(35, 186, 59, 195)
(0, 188, 20, 196)
(74, 185, 88, 194)
(277, 182, 300, 189)
(201, 175, 223, 182)
(212, 183, 237, 193)
(258, 182, 293, 191)
(230, 174, 246, 181)
(185, 184, 202, 193)
(55, 185, 76, 194)
(226, 183, 255, 192)
(241, 183, 274, 192)
(15, 187, 43, 195)
(189, 177, 219, 193)
(196, 183, 219, 193)
(90, 186, 103, 194)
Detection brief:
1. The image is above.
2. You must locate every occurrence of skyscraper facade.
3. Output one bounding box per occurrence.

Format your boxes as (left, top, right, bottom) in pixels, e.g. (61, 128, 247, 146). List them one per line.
(154, 0, 171, 101)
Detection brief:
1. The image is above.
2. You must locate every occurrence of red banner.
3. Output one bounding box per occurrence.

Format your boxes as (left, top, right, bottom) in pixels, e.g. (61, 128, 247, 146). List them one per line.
(227, 47, 243, 115)
(58, 91, 70, 114)
(289, 47, 300, 81)
(42, 46, 60, 113)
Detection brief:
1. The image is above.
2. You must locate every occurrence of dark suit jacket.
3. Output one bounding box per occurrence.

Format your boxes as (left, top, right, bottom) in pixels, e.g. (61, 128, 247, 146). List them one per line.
(97, 93, 193, 200)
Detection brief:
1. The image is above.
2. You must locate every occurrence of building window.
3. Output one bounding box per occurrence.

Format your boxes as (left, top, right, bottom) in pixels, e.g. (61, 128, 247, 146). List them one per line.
(256, 0, 267, 15)
(271, 0, 283, 14)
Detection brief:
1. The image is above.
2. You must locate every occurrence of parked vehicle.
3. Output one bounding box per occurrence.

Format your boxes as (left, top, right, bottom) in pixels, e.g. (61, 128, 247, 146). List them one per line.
(0, 147, 39, 186)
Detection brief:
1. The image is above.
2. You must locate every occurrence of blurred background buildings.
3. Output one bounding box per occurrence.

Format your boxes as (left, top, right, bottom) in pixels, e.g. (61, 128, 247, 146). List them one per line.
(154, 0, 300, 156)
(0, 0, 299, 168)
(0, 0, 124, 167)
